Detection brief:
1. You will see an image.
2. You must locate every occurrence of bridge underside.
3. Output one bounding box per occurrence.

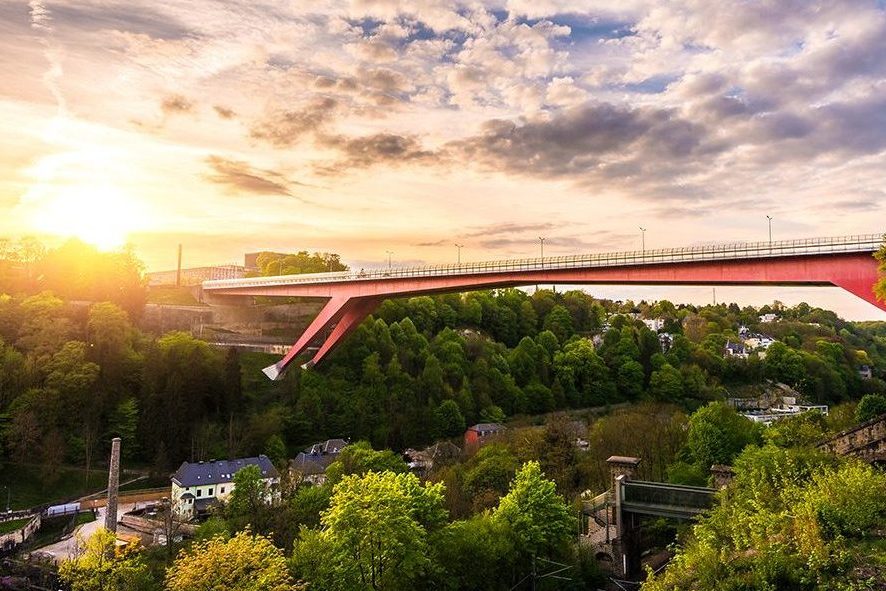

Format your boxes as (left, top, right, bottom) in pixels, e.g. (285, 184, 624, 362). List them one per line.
(206, 252, 884, 380)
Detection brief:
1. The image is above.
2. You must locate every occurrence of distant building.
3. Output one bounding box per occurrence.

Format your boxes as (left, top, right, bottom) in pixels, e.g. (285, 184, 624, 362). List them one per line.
(464, 423, 506, 448)
(742, 334, 775, 351)
(171, 456, 279, 520)
(658, 333, 673, 352)
(759, 313, 779, 323)
(290, 439, 349, 485)
(642, 318, 665, 332)
(724, 341, 748, 358)
(859, 365, 873, 380)
(404, 441, 462, 476)
(147, 264, 248, 287)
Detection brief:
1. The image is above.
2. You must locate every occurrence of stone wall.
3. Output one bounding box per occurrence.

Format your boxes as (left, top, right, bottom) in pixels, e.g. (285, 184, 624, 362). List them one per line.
(819, 413, 886, 462)
(0, 513, 40, 549)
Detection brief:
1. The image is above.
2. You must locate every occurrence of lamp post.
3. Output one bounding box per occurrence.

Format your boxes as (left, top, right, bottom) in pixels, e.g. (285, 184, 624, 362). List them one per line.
(385, 250, 393, 270)
(639, 227, 646, 253)
(455, 243, 464, 265)
(538, 237, 546, 261)
(766, 215, 773, 252)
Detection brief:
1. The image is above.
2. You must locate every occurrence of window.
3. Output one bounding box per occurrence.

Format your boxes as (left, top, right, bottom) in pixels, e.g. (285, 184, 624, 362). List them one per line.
(197, 489, 202, 497)
(208, 488, 214, 496)
(220, 487, 225, 494)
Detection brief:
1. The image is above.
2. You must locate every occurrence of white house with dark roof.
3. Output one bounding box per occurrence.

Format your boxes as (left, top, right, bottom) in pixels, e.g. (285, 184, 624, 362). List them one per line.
(171, 455, 279, 520)
(290, 439, 349, 485)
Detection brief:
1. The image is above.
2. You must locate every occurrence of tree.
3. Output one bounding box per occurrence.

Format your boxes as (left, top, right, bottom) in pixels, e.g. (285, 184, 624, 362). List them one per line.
(59, 528, 154, 591)
(293, 470, 447, 591)
(648, 363, 684, 402)
(433, 399, 466, 439)
(493, 461, 576, 556)
(542, 305, 574, 344)
(685, 402, 760, 470)
(324, 441, 408, 485)
(226, 465, 274, 533)
(855, 393, 886, 423)
(166, 530, 298, 591)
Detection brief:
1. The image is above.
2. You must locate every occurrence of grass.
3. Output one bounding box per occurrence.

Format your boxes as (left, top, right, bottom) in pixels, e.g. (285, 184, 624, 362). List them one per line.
(0, 518, 31, 535)
(119, 476, 170, 491)
(74, 511, 96, 527)
(0, 462, 139, 510)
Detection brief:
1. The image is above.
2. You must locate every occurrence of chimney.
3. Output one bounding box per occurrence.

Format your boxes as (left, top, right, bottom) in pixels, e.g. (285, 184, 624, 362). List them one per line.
(105, 438, 122, 533)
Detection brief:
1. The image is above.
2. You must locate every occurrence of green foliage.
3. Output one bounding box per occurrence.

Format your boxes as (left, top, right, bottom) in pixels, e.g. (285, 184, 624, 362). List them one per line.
(494, 461, 576, 556)
(256, 251, 347, 276)
(292, 470, 446, 590)
(432, 399, 466, 439)
(430, 514, 516, 591)
(59, 528, 154, 591)
(324, 441, 408, 485)
(685, 402, 761, 470)
(166, 530, 298, 591)
(643, 448, 886, 591)
(855, 393, 886, 423)
(765, 411, 829, 448)
(226, 465, 273, 532)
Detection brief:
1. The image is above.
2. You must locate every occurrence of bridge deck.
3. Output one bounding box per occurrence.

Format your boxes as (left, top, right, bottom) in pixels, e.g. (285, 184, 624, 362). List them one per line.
(204, 233, 883, 290)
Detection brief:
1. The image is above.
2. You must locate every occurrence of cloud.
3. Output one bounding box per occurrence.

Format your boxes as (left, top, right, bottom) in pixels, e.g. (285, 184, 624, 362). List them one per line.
(317, 132, 439, 173)
(213, 105, 236, 119)
(462, 222, 559, 238)
(250, 98, 338, 147)
(448, 101, 713, 181)
(204, 156, 303, 197)
(161, 94, 194, 115)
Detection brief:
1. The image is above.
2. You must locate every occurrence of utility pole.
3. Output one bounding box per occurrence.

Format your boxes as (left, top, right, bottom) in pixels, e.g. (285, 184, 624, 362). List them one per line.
(455, 243, 464, 265)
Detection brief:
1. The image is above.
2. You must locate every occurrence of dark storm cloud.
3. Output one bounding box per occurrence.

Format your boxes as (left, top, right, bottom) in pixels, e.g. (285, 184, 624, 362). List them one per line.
(317, 132, 437, 173)
(49, 3, 192, 39)
(250, 98, 338, 147)
(447, 102, 712, 179)
(161, 94, 194, 115)
(204, 156, 302, 197)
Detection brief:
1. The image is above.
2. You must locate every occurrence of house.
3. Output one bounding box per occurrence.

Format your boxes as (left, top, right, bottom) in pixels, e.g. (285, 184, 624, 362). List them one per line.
(464, 423, 505, 447)
(759, 313, 779, 323)
(724, 341, 748, 358)
(171, 455, 279, 520)
(290, 439, 348, 485)
(642, 318, 665, 332)
(404, 441, 462, 476)
(743, 334, 775, 351)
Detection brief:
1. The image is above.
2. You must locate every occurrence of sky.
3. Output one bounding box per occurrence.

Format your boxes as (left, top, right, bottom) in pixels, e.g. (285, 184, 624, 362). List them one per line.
(1, 0, 885, 318)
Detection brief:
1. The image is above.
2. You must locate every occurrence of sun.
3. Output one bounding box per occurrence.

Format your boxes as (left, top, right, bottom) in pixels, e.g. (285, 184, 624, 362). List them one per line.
(33, 185, 143, 251)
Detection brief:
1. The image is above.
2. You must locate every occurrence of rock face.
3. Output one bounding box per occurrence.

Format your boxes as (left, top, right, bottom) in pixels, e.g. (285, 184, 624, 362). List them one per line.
(105, 438, 121, 533)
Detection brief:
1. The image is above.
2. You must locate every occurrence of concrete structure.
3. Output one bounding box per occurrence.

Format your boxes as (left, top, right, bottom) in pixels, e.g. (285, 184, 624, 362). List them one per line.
(171, 456, 279, 520)
(105, 437, 121, 533)
(818, 413, 886, 464)
(203, 233, 886, 380)
(710, 464, 736, 489)
(148, 264, 248, 287)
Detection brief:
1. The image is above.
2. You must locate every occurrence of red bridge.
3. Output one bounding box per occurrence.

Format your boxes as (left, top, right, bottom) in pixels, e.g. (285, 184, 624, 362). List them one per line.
(203, 233, 885, 380)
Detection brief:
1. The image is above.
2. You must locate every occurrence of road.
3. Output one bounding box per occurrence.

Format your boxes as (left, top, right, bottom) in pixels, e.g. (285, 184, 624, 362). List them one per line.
(31, 503, 136, 562)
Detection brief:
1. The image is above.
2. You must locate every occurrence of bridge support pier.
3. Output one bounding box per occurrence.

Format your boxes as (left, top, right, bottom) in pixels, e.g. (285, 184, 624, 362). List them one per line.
(263, 296, 380, 380)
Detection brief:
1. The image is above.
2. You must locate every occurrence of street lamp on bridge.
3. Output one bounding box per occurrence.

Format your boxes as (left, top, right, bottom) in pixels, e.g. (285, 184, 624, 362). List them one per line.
(385, 250, 393, 270)
(455, 243, 464, 265)
(640, 227, 646, 253)
(539, 237, 546, 261)
(766, 215, 773, 252)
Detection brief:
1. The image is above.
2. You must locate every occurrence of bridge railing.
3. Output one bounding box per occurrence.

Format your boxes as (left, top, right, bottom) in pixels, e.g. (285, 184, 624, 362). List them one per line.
(204, 233, 885, 290)
(621, 480, 716, 513)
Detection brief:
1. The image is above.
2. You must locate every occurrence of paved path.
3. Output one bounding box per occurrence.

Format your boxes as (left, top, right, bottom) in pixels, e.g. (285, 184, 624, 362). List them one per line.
(31, 503, 135, 562)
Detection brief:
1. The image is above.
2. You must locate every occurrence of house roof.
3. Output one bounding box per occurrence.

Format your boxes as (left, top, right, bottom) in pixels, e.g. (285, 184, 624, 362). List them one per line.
(290, 452, 339, 475)
(171, 456, 278, 487)
(303, 438, 348, 455)
(468, 423, 505, 433)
